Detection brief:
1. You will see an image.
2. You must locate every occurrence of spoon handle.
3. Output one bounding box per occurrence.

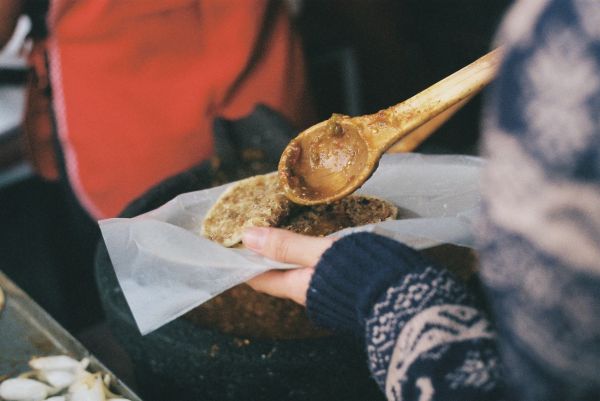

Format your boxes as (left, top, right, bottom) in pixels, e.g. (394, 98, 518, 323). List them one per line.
(387, 95, 471, 153)
(370, 47, 504, 151)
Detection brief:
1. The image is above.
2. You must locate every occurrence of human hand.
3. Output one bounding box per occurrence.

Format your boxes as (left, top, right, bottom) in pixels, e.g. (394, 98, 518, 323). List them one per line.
(242, 227, 334, 306)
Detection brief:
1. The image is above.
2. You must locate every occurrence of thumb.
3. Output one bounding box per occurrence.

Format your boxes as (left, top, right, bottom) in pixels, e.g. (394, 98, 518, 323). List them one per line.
(242, 227, 334, 267)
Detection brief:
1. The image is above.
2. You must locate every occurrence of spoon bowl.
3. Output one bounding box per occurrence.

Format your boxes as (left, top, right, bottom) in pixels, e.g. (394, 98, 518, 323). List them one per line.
(279, 115, 374, 204)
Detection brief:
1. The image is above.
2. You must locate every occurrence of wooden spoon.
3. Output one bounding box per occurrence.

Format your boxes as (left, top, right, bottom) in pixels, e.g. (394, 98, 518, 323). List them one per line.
(279, 48, 503, 205)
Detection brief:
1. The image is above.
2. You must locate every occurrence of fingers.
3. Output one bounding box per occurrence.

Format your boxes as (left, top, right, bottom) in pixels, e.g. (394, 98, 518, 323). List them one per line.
(242, 227, 334, 267)
(242, 228, 333, 305)
(246, 267, 313, 305)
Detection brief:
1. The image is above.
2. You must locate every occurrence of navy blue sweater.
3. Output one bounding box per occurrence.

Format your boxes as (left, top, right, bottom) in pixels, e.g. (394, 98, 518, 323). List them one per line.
(307, 234, 502, 400)
(306, 1, 600, 400)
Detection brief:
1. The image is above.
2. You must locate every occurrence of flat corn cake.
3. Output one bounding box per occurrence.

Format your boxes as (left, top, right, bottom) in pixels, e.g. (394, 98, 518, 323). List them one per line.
(201, 173, 292, 247)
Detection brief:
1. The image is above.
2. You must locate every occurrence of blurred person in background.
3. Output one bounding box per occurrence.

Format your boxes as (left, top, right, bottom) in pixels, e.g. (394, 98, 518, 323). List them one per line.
(0, 0, 312, 332)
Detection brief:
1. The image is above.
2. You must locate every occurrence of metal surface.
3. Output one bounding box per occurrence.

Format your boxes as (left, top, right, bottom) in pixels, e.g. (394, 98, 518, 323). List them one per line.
(0, 270, 142, 400)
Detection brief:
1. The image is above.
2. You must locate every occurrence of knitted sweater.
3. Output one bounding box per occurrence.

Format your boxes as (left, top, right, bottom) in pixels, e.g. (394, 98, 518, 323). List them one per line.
(306, 1, 600, 400)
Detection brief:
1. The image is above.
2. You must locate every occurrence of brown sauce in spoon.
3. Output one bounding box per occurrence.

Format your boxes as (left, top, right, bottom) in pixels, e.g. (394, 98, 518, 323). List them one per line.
(280, 114, 369, 203)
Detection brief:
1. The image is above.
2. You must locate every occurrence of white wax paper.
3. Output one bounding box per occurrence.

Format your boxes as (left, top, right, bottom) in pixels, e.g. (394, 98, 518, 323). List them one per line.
(99, 153, 483, 335)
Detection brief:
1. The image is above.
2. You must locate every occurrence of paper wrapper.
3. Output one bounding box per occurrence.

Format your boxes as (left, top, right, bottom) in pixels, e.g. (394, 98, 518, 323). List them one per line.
(99, 153, 483, 335)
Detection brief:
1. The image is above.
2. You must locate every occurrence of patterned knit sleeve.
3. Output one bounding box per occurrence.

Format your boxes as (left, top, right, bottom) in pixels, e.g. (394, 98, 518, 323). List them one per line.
(479, 1, 600, 400)
(306, 233, 503, 401)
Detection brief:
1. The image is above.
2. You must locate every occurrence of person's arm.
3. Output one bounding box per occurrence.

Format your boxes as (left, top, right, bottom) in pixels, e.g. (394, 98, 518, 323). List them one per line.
(0, 0, 24, 50)
(478, 0, 600, 399)
(306, 233, 502, 400)
(243, 228, 504, 400)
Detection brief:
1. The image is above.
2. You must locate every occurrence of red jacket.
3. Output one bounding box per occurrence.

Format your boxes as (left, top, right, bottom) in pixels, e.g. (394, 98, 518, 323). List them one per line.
(29, 0, 311, 218)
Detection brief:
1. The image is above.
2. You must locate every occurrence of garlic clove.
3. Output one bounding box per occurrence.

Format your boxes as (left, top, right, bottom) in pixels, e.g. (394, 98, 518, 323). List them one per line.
(38, 370, 76, 390)
(29, 356, 80, 372)
(67, 374, 105, 401)
(0, 378, 50, 401)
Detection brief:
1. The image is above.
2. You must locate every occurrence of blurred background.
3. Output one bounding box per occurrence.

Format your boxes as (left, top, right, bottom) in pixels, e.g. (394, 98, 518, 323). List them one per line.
(0, 0, 510, 392)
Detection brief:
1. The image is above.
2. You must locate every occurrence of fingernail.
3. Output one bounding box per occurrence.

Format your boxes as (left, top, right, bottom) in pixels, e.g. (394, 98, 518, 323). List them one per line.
(242, 227, 268, 250)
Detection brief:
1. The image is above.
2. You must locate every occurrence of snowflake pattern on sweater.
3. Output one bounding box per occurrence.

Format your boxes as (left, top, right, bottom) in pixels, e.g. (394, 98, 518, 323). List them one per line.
(307, 235, 503, 401)
(364, 267, 496, 400)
